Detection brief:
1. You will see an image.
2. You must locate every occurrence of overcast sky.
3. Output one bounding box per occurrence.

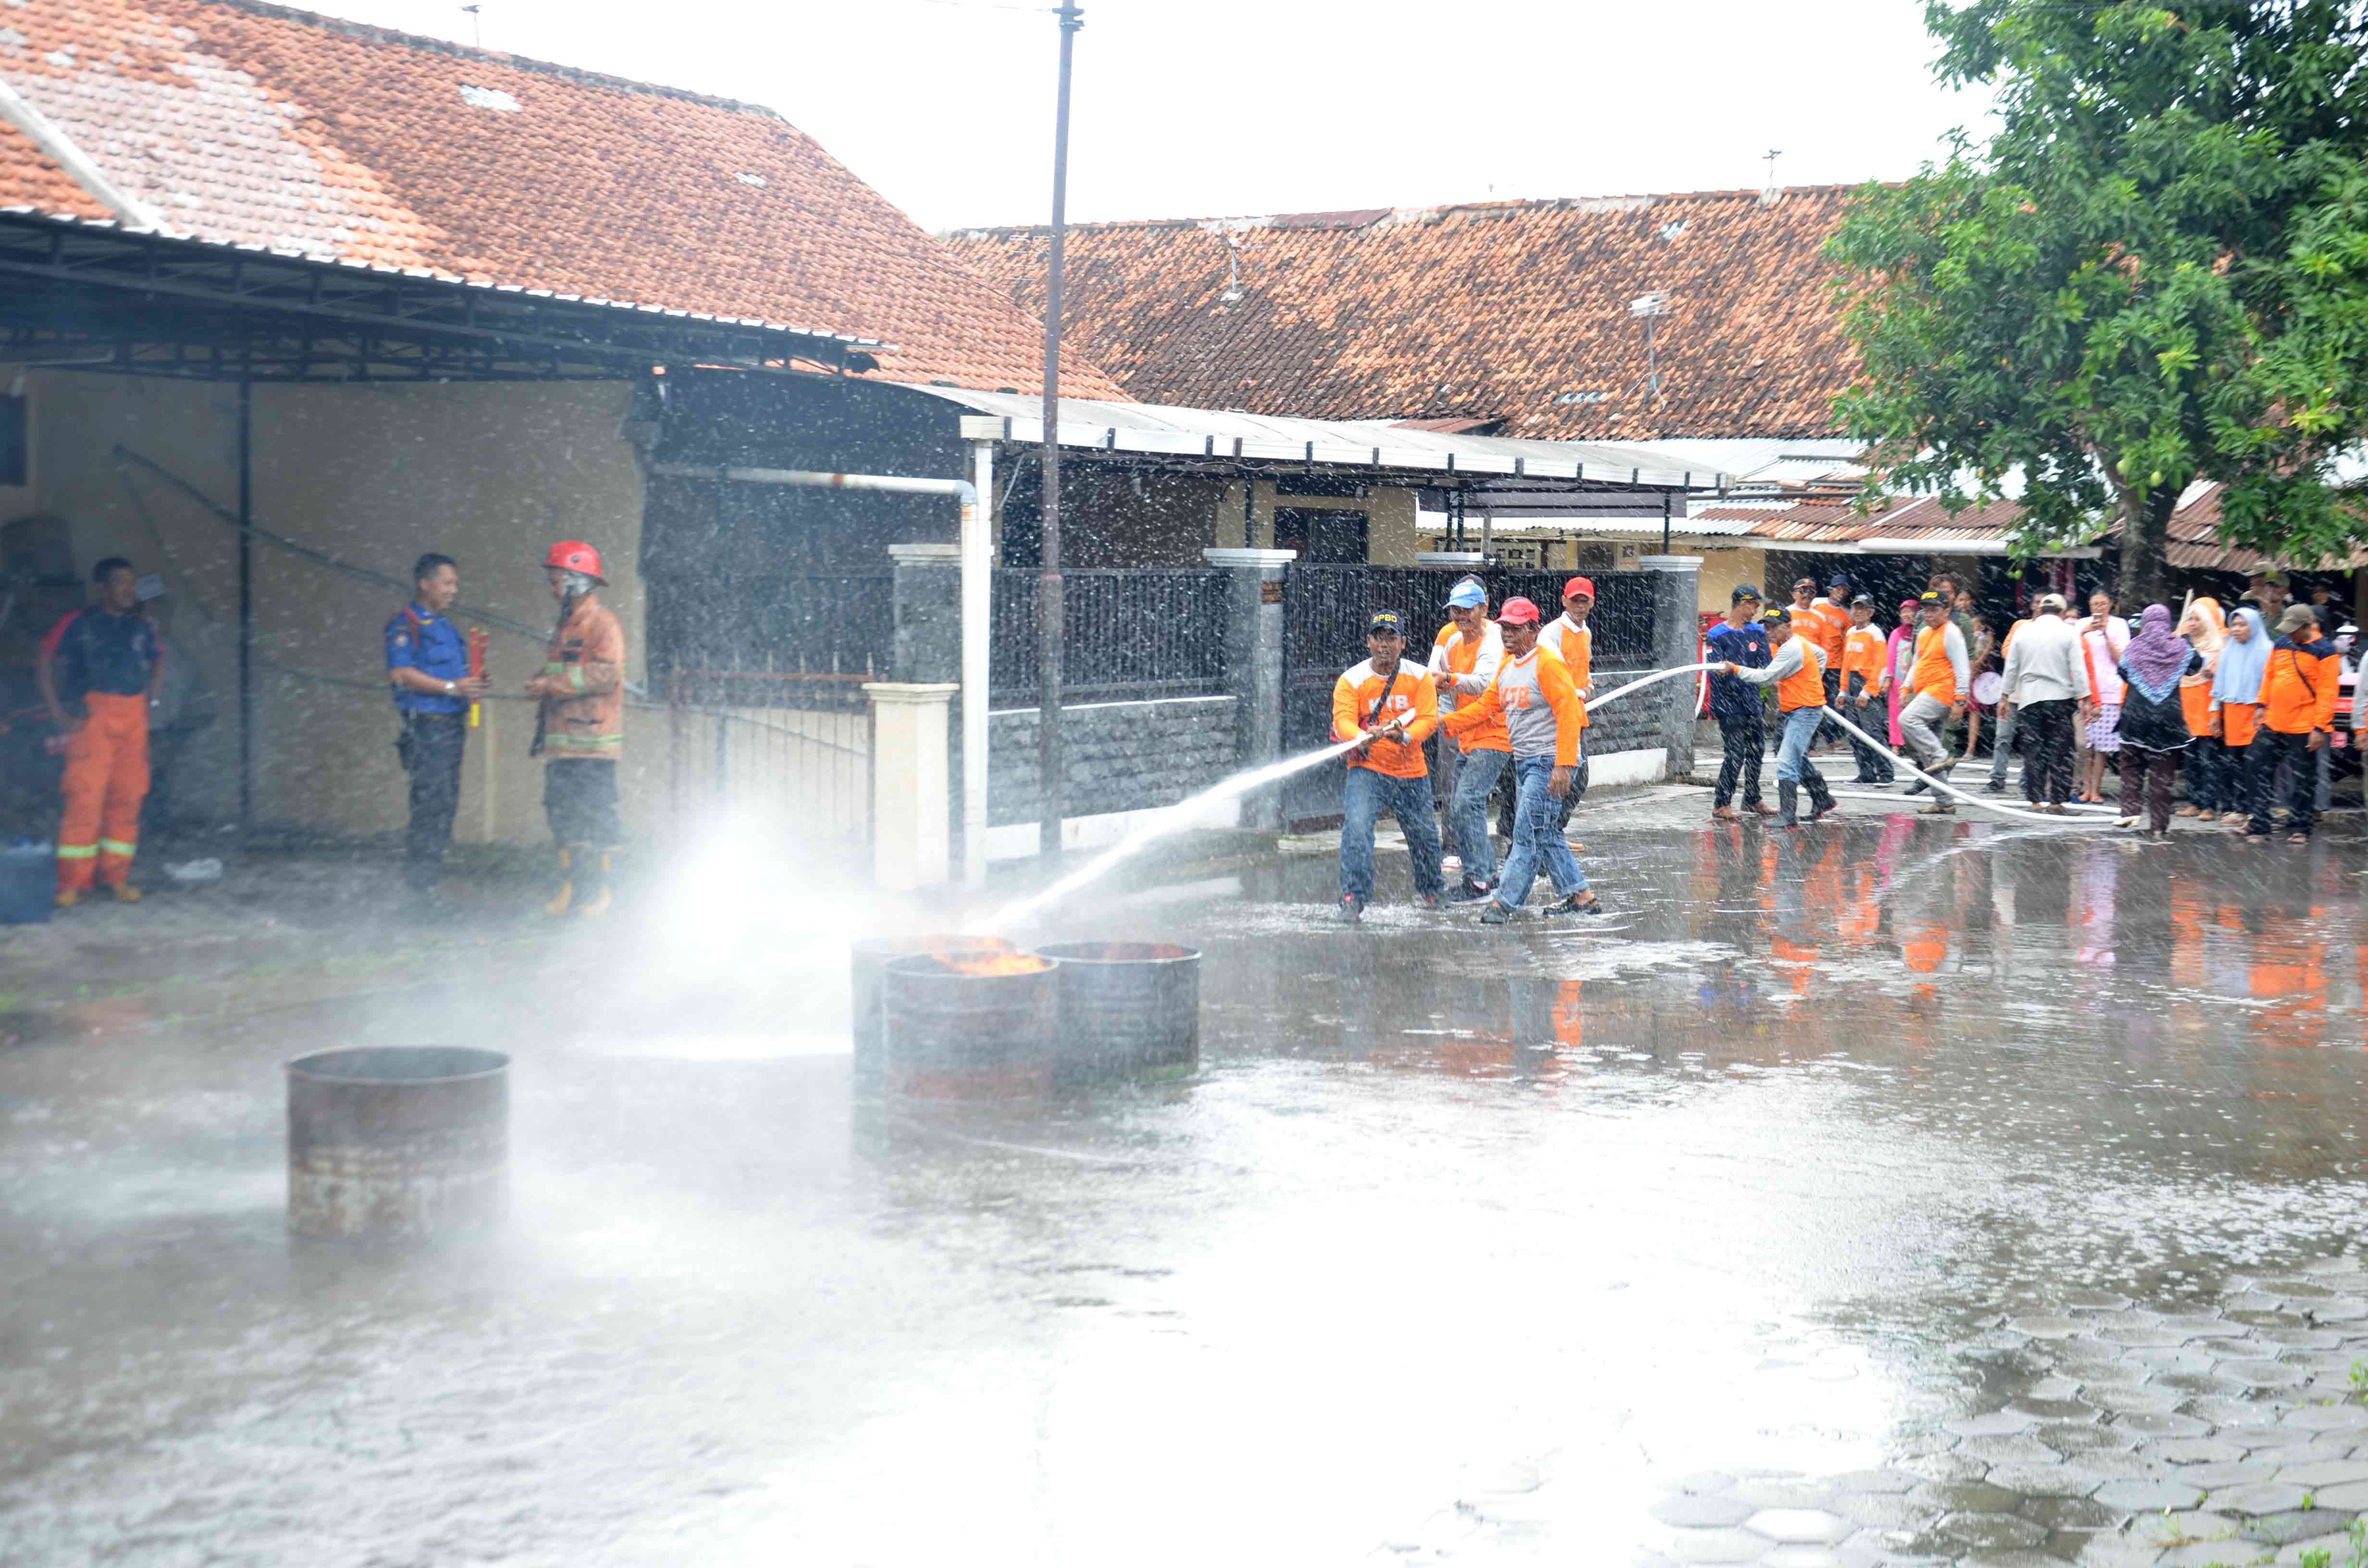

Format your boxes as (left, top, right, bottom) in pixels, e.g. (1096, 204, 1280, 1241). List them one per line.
(306, 0, 1998, 233)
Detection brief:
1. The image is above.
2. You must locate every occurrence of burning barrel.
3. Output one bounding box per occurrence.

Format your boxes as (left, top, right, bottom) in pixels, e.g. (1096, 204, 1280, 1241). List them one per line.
(1031, 942, 1202, 1082)
(880, 951, 1059, 1099)
(286, 1047, 509, 1241)
(850, 934, 1014, 1085)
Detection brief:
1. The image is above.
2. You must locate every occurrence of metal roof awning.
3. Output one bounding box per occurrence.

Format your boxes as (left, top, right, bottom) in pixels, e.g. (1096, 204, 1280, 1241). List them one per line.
(0, 208, 884, 382)
(923, 387, 1725, 491)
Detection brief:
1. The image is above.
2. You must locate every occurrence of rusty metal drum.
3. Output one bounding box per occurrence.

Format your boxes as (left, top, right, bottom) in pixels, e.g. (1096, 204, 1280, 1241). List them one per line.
(850, 934, 1013, 1086)
(1031, 942, 1201, 1082)
(880, 951, 1059, 1099)
(286, 1047, 509, 1240)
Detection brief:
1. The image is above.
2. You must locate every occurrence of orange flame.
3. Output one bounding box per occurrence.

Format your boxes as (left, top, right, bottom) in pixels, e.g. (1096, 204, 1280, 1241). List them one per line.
(941, 951, 1047, 978)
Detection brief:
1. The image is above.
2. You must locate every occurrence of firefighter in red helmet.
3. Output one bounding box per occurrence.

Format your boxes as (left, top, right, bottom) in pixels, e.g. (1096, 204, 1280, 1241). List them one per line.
(522, 540, 625, 915)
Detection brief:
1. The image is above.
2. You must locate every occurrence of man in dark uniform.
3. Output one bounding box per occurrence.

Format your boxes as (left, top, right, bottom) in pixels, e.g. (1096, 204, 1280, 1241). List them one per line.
(385, 553, 488, 900)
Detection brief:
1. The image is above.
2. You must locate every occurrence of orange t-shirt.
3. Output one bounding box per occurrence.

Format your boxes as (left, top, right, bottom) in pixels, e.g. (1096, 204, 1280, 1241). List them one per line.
(1331, 658, 1439, 778)
(1841, 625, 1888, 686)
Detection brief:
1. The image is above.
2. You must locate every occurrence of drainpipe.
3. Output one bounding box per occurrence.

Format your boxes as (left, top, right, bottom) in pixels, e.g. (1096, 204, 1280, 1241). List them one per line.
(648, 462, 989, 888)
(0, 79, 166, 231)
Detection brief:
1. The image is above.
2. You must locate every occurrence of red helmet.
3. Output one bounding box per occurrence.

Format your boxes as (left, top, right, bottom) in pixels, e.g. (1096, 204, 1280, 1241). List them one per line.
(543, 540, 605, 582)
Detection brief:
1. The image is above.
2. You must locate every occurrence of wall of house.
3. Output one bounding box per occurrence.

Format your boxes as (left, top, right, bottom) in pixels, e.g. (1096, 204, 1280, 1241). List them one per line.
(16, 370, 652, 845)
(987, 695, 1237, 824)
(1694, 547, 1767, 614)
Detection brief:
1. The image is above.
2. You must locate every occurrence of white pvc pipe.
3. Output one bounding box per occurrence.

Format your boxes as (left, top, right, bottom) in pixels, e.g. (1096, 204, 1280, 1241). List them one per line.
(963, 441, 995, 889)
(1817, 704, 2119, 827)
(0, 79, 164, 231)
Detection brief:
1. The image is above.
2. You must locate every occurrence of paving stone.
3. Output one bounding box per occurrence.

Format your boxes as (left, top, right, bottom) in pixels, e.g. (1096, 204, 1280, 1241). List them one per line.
(2273, 1458, 2368, 1486)
(2010, 1396, 2100, 1422)
(1726, 1478, 1836, 1510)
(2225, 1360, 2314, 1389)
(2121, 1410, 2214, 1439)
(2284, 1404, 2368, 1433)
(2095, 1325, 2196, 1348)
(1660, 1525, 1772, 1564)
(2068, 1292, 2138, 1311)
(1913, 1481, 2025, 1514)
(1653, 1492, 1760, 1529)
(1758, 1548, 1847, 1568)
(1924, 1511, 2047, 1551)
(2243, 1507, 2356, 1546)
(2008, 1315, 2087, 1339)
(2073, 1537, 2166, 1567)
(2042, 1423, 2144, 1456)
(2307, 1297, 2368, 1323)
(1959, 1433, 2063, 1464)
(2085, 1383, 2186, 1414)
(2158, 1314, 2235, 1335)
(2228, 1294, 2296, 1315)
(1960, 1552, 2062, 1568)
(2017, 1495, 2120, 1531)
(2263, 1329, 2346, 1350)
(1984, 1461, 2102, 1497)
(1898, 1450, 1988, 1482)
(2275, 1530, 2358, 1563)
(2310, 1479, 2368, 1509)
(2230, 1311, 2313, 1329)
(2212, 1480, 2309, 1515)
(2094, 1477, 2208, 1510)
(2152, 1437, 2248, 1464)
(1834, 1491, 1938, 1531)
(1823, 1468, 1917, 1496)
(1665, 1470, 1743, 1495)
(2178, 1460, 2284, 1487)
(2154, 1540, 2261, 1567)
(2155, 1373, 2258, 1400)
(2190, 1395, 2284, 1427)
(2265, 1281, 2343, 1298)
(2133, 1348, 2223, 1377)
(2126, 1509, 2238, 1547)
(2023, 1375, 2087, 1401)
(2302, 1259, 2365, 1277)
(1743, 1509, 1850, 1545)
(1946, 1409, 2042, 1438)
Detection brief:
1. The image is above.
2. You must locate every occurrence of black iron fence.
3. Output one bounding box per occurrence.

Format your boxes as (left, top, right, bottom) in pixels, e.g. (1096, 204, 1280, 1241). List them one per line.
(666, 669, 872, 856)
(650, 571, 892, 711)
(991, 568, 1231, 706)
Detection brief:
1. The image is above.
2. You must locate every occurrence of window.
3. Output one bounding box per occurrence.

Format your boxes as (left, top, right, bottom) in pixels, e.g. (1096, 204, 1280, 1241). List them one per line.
(1273, 507, 1367, 564)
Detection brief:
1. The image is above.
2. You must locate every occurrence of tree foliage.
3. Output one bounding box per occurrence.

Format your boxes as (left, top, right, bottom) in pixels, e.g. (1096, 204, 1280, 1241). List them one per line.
(1828, 1, 2368, 595)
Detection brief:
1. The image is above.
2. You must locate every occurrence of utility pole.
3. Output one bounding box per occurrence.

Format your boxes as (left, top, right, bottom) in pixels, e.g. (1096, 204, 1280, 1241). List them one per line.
(1036, 0, 1081, 862)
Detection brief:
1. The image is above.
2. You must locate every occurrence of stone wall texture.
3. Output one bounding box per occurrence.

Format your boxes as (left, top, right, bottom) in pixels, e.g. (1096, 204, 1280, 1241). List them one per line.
(988, 696, 1240, 825)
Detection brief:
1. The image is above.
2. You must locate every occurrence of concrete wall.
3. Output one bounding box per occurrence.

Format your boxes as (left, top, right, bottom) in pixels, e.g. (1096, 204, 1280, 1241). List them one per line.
(1694, 546, 1767, 614)
(16, 370, 651, 844)
(987, 694, 1237, 825)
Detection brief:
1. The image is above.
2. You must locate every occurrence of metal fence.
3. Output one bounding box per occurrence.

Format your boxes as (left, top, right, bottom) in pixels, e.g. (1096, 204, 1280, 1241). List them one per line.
(666, 670, 871, 858)
(991, 568, 1232, 706)
(652, 572, 892, 712)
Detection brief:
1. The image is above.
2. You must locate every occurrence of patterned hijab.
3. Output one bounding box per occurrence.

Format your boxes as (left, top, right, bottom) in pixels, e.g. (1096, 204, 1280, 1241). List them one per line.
(2178, 597, 2224, 686)
(2121, 604, 2192, 701)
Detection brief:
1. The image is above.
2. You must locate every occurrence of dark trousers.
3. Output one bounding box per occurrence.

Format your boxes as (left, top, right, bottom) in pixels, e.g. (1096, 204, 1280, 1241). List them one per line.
(1818, 669, 1843, 747)
(2120, 743, 2179, 833)
(2182, 736, 2225, 814)
(400, 712, 467, 891)
(2248, 730, 2319, 838)
(544, 757, 621, 848)
(2020, 700, 2076, 806)
(1843, 674, 1892, 781)
(1714, 711, 1765, 808)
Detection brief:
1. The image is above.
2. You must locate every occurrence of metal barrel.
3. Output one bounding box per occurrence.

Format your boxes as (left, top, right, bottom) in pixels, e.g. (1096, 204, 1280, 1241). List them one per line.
(850, 934, 1013, 1085)
(880, 952, 1060, 1100)
(286, 1047, 509, 1241)
(1030, 942, 1201, 1082)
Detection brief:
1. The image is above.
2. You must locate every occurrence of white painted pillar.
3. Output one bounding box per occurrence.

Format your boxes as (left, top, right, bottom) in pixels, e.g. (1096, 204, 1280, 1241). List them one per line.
(962, 439, 995, 889)
(865, 681, 960, 891)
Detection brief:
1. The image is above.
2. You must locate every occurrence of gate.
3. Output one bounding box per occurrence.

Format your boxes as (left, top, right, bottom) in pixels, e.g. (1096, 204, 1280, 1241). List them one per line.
(1280, 566, 1658, 829)
(666, 670, 874, 861)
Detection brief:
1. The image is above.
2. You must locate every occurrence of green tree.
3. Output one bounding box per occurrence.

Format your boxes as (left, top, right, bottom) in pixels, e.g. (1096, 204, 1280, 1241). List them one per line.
(1828, 1, 2368, 600)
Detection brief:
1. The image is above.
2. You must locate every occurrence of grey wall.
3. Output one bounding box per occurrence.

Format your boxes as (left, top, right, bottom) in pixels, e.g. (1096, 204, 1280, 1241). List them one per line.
(988, 696, 1238, 825)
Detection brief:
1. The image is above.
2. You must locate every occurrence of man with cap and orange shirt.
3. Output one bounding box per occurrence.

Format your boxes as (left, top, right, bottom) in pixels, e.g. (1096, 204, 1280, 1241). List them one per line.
(524, 540, 626, 916)
(2245, 603, 2343, 844)
(1897, 591, 1971, 813)
(1429, 577, 1508, 900)
(1537, 576, 1597, 828)
(1813, 576, 1855, 747)
(1838, 594, 1894, 784)
(1717, 608, 1839, 828)
(38, 557, 164, 907)
(1445, 596, 1602, 923)
(1332, 609, 1444, 922)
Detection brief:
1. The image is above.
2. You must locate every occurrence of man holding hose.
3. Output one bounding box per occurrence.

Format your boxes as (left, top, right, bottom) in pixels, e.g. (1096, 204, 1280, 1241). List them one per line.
(1332, 610, 1443, 923)
(1716, 608, 1838, 829)
(1444, 596, 1601, 923)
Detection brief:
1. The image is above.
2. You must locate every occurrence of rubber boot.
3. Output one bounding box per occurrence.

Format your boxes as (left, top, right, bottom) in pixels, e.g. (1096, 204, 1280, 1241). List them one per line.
(1777, 780, 1799, 829)
(545, 844, 578, 917)
(1805, 773, 1837, 823)
(576, 848, 615, 919)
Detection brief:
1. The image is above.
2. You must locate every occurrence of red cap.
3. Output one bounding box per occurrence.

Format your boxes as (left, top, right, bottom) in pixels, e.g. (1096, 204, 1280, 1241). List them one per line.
(543, 539, 606, 582)
(1563, 576, 1595, 600)
(1498, 596, 1542, 625)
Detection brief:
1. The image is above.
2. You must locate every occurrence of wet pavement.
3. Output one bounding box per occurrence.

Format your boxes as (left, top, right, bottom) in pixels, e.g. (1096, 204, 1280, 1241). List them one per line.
(3, 784, 2367, 1566)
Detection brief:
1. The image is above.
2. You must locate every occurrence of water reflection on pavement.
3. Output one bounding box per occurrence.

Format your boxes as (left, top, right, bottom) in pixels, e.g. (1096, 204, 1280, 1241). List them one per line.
(2, 810, 2364, 1567)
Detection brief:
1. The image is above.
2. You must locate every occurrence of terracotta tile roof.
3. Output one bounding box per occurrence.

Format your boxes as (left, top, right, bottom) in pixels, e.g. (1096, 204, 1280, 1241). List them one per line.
(0, 0, 1122, 396)
(1695, 492, 2049, 548)
(2165, 482, 2368, 573)
(943, 187, 1863, 440)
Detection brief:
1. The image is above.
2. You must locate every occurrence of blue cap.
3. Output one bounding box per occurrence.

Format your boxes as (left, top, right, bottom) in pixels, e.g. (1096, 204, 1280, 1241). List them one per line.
(1444, 581, 1487, 610)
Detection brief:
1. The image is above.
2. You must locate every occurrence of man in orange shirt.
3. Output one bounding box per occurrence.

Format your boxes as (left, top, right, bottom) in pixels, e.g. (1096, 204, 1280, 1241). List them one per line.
(1332, 610, 1443, 921)
(1429, 577, 1508, 899)
(1814, 575, 1854, 748)
(1838, 594, 1893, 784)
(1444, 596, 1600, 922)
(2245, 604, 2342, 844)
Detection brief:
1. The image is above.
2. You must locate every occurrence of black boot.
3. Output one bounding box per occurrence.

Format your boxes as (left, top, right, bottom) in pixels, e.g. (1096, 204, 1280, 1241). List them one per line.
(1777, 780, 1800, 829)
(1806, 774, 1837, 822)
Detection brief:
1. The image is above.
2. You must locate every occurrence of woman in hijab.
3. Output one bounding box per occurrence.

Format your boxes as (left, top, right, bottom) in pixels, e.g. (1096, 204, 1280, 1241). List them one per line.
(1886, 599, 1919, 749)
(2113, 604, 2204, 836)
(2212, 600, 2273, 827)
(2175, 598, 2227, 818)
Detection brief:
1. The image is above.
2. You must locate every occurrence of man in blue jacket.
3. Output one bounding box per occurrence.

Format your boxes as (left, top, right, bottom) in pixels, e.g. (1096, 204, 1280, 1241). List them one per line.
(1704, 583, 1776, 820)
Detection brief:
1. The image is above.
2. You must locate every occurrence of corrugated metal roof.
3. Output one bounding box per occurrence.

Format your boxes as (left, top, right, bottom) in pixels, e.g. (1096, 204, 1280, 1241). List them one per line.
(909, 387, 1721, 489)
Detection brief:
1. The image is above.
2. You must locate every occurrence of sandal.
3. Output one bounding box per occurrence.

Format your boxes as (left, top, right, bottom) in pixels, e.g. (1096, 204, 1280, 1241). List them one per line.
(1711, 806, 1741, 821)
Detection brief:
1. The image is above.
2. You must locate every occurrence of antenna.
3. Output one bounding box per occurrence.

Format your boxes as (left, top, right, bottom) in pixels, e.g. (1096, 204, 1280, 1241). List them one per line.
(1761, 148, 1783, 207)
(460, 4, 481, 47)
(1630, 292, 1671, 409)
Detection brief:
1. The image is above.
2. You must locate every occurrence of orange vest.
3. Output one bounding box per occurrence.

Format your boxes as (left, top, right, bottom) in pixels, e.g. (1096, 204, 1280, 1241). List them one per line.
(1778, 639, 1827, 713)
(1911, 625, 1959, 704)
(1841, 625, 1887, 683)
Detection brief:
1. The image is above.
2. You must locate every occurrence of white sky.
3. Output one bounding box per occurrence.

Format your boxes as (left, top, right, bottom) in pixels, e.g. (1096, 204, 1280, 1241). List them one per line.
(305, 0, 1998, 233)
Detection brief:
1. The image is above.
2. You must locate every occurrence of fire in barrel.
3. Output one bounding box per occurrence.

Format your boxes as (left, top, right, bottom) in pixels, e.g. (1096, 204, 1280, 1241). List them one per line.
(286, 1047, 509, 1241)
(850, 933, 1016, 1086)
(880, 949, 1059, 1099)
(1032, 942, 1201, 1083)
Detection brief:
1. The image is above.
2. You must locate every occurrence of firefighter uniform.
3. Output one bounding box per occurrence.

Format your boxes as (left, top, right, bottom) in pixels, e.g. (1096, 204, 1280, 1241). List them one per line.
(43, 605, 162, 900)
(535, 553, 627, 914)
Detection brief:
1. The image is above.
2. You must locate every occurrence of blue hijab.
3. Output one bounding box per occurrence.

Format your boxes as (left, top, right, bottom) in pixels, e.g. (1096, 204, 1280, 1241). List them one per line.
(2212, 606, 2271, 703)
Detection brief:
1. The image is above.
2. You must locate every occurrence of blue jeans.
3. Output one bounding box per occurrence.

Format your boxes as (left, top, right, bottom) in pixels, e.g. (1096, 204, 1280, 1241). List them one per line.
(1340, 767, 1445, 902)
(1448, 747, 1509, 885)
(1774, 705, 1826, 785)
(1492, 754, 1588, 909)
